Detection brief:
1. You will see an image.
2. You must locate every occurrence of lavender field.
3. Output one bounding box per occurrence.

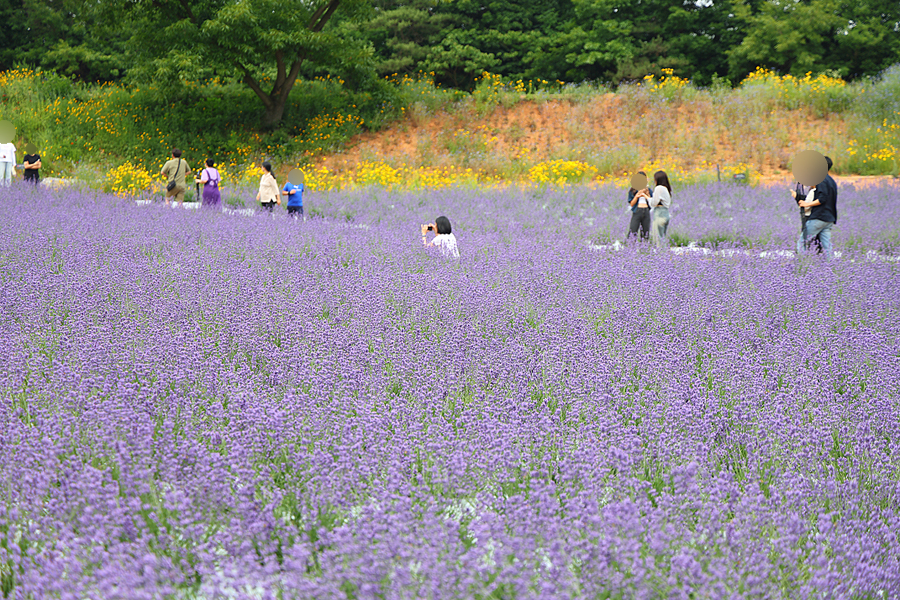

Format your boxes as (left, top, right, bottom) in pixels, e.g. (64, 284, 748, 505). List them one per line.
(1, 181, 900, 599)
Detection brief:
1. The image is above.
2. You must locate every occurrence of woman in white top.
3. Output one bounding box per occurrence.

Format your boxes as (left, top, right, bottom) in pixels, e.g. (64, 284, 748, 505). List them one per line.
(422, 215, 460, 259)
(648, 170, 672, 246)
(256, 161, 281, 213)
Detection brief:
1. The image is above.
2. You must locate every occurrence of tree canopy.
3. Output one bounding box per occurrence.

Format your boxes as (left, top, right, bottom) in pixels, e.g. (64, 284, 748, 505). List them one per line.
(1, 0, 898, 104)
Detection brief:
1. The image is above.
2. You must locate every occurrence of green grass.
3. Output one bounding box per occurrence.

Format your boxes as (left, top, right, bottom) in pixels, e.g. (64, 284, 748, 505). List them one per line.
(1, 64, 898, 180)
(0, 69, 404, 176)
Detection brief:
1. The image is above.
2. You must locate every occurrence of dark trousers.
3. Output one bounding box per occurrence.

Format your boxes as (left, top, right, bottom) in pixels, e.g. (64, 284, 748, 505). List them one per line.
(287, 205, 303, 217)
(800, 210, 822, 253)
(629, 207, 651, 240)
(260, 202, 276, 213)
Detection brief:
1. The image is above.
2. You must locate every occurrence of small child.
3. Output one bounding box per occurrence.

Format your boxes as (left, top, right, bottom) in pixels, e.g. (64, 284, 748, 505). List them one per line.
(282, 179, 304, 219)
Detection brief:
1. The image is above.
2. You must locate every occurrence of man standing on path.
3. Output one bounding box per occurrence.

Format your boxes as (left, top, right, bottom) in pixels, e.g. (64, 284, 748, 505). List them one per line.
(796, 156, 838, 260)
(160, 148, 191, 207)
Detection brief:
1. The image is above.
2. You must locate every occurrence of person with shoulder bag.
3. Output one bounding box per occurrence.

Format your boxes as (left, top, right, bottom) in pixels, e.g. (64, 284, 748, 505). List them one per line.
(160, 148, 192, 206)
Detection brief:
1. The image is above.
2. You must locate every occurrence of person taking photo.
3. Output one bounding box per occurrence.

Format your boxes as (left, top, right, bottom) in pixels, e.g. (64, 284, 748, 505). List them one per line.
(421, 216, 460, 259)
(796, 156, 838, 260)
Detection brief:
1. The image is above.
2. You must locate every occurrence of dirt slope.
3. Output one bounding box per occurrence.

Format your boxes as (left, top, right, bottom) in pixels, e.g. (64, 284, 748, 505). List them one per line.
(315, 95, 854, 178)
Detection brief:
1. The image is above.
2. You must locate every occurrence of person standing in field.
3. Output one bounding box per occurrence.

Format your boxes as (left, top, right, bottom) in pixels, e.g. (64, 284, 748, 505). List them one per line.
(22, 143, 41, 185)
(649, 170, 672, 246)
(791, 181, 822, 253)
(160, 149, 191, 206)
(0, 140, 15, 186)
(282, 179, 304, 219)
(198, 158, 221, 209)
(627, 170, 652, 240)
(256, 162, 280, 213)
(796, 156, 838, 260)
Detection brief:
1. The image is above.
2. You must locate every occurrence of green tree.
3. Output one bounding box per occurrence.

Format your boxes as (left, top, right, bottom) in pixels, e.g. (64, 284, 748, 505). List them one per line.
(350, 0, 457, 77)
(424, 0, 576, 86)
(98, 0, 372, 127)
(728, 0, 844, 78)
(0, 0, 127, 80)
(728, 0, 900, 80)
(551, 0, 744, 85)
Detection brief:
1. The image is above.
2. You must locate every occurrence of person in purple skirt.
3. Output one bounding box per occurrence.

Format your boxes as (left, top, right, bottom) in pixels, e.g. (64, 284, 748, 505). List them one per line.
(198, 158, 221, 209)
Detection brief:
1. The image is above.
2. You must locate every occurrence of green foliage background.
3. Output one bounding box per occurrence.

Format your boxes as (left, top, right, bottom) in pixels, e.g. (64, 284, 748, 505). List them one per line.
(0, 0, 898, 178)
(2, 0, 898, 88)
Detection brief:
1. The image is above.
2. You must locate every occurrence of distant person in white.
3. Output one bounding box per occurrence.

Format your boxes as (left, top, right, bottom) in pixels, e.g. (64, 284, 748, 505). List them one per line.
(648, 170, 672, 246)
(0, 141, 16, 186)
(421, 215, 459, 259)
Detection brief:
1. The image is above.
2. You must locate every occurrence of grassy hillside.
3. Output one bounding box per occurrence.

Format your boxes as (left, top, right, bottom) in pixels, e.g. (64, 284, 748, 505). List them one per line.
(1, 67, 898, 193)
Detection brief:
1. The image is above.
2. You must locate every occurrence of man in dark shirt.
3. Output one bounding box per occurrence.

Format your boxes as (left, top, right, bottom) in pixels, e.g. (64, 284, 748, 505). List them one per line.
(796, 156, 838, 260)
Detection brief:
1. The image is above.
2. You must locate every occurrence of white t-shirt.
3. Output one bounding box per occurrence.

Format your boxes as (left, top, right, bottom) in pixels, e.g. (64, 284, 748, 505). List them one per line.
(432, 233, 460, 259)
(0, 143, 16, 164)
(803, 186, 816, 216)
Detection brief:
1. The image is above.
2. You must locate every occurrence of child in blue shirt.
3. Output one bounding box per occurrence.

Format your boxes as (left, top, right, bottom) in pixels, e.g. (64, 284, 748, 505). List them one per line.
(282, 181, 304, 218)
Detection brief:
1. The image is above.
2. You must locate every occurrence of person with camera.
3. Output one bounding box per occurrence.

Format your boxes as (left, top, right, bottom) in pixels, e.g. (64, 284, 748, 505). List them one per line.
(197, 158, 222, 209)
(160, 149, 192, 206)
(796, 156, 838, 260)
(791, 183, 822, 254)
(627, 170, 652, 240)
(421, 216, 459, 259)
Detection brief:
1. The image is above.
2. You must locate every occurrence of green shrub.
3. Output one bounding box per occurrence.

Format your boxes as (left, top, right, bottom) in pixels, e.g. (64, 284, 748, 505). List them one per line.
(668, 231, 691, 247)
(699, 232, 736, 248)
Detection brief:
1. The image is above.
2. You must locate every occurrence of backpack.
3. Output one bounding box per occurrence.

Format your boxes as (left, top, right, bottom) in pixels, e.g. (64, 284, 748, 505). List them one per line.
(204, 168, 219, 189)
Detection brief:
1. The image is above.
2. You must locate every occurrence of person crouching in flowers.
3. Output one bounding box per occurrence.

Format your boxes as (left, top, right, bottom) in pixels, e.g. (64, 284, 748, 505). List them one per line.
(421, 216, 459, 259)
(256, 162, 280, 214)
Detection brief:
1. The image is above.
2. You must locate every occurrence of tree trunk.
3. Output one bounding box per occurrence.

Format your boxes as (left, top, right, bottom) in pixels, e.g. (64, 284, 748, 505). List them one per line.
(235, 0, 341, 127)
(261, 95, 288, 128)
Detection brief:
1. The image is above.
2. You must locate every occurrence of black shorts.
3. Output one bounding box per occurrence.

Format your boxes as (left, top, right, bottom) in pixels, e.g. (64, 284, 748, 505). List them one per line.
(287, 206, 303, 216)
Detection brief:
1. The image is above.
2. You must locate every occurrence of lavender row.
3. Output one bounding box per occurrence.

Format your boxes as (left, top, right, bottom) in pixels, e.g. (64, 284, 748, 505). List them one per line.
(0, 183, 898, 599)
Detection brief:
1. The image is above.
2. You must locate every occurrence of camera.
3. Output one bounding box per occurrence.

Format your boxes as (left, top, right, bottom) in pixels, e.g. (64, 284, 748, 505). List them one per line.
(427, 225, 434, 231)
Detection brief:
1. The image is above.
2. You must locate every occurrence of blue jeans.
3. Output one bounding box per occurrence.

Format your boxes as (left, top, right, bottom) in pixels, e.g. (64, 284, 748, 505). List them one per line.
(0, 162, 13, 186)
(652, 207, 670, 247)
(796, 219, 833, 259)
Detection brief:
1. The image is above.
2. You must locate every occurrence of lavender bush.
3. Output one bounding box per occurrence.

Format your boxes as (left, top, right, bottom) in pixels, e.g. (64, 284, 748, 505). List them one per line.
(1, 181, 899, 599)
